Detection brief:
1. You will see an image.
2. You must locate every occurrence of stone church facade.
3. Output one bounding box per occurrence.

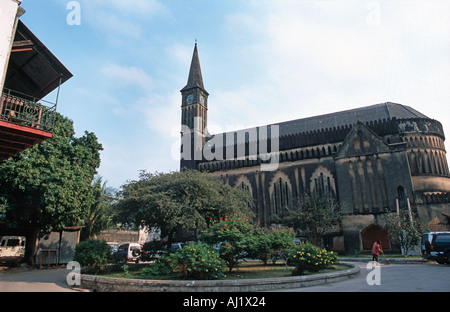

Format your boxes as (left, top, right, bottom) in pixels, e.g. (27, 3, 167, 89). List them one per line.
(180, 44, 450, 253)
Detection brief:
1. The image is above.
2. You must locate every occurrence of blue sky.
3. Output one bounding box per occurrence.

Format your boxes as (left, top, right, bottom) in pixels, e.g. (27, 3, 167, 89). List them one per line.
(19, 0, 450, 190)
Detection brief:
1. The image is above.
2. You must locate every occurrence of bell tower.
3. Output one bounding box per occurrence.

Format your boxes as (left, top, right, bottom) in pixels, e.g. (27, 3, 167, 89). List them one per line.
(180, 42, 209, 170)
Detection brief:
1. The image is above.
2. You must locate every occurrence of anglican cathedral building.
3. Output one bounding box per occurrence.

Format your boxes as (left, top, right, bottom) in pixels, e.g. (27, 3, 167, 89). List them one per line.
(179, 44, 450, 254)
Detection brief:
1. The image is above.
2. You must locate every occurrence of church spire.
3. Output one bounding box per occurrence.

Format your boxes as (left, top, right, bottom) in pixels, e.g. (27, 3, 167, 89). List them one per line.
(179, 42, 209, 171)
(181, 42, 207, 93)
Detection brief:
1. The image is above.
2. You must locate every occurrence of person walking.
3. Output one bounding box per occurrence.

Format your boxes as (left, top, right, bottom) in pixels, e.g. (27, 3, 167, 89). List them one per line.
(372, 240, 382, 262)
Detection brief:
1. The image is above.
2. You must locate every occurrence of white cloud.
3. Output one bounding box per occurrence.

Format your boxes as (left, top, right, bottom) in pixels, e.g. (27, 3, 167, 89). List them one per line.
(166, 43, 193, 67)
(95, 12, 144, 39)
(98, 140, 177, 189)
(139, 92, 181, 137)
(53, 0, 450, 186)
(100, 64, 154, 90)
(106, 0, 168, 18)
(205, 0, 450, 156)
(80, 0, 169, 42)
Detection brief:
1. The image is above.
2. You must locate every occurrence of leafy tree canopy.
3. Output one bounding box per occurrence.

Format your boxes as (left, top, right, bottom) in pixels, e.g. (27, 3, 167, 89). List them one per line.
(0, 112, 103, 233)
(80, 176, 118, 241)
(115, 170, 254, 246)
(383, 209, 428, 256)
(273, 195, 342, 247)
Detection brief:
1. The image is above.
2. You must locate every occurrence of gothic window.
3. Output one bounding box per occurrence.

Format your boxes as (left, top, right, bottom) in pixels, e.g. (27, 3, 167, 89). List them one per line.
(366, 158, 379, 211)
(310, 165, 336, 201)
(376, 157, 388, 208)
(357, 159, 369, 211)
(408, 151, 418, 175)
(354, 138, 360, 152)
(363, 137, 371, 151)
(430, 151, 437, 174)
(269, 171, 292, 215)
(417, 150, 424, 173)
(234, 175, 253, 196)
(397, 185, 406, 208)
(423, 150, 431, 174)
(348, 161, 358, 212)
(440, 151, 450, 175)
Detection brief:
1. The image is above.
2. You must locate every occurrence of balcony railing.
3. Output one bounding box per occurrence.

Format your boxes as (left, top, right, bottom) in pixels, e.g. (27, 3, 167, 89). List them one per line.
(0, 88, 56, 133)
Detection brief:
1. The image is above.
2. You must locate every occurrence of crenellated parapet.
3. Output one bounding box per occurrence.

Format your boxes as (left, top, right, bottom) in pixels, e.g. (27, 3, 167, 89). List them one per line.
(199, 116, 449, 174)
(416, 191, 450, 205)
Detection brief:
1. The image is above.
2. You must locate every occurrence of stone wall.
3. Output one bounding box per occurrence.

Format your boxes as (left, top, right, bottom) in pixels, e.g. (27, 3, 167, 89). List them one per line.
(80, 263, 359, 292)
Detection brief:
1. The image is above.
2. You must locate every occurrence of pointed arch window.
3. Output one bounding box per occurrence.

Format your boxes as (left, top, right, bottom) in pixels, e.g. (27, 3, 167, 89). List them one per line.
(233, 175, 253, 197)
(397, 185, 406, 208)
(310, 165, 336, 202)
(269, 172, 292, 215)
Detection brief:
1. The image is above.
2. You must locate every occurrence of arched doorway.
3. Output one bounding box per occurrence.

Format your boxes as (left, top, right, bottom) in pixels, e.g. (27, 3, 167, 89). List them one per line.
(361, 224, 390, 251)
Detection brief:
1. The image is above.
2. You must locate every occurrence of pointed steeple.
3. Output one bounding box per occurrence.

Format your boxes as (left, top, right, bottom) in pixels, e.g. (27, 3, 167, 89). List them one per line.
(181, 42, 207, 93)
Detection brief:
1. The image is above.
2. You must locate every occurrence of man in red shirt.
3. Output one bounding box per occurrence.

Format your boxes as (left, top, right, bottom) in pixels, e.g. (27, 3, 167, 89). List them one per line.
(372, 241, 382, 262)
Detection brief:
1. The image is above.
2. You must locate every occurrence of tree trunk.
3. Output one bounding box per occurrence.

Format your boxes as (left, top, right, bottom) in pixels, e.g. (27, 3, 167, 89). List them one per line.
(24, 227, 40, 266)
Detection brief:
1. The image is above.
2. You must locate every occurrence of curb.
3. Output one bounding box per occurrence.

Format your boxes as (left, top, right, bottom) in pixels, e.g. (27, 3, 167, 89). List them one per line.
(80, 262, 360, 292)
(340, 257, 428, 264)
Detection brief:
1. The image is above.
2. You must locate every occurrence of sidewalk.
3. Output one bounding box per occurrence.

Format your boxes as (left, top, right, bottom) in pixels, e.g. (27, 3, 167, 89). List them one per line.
(0, 266, 76, 292)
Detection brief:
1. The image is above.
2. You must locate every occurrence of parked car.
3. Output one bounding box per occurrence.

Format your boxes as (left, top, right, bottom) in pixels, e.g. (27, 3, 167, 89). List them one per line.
(421, 231, 450, 264)
(0, 236, 26, 266)
(106, 242, 119, 254)
(112, 243, 142, 263)
(170, 242, 185, 252)
(139, 242, 186, 262)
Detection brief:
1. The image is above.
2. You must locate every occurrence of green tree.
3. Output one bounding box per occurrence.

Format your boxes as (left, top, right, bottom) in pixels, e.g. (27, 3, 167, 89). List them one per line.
(170, 242, 226, 280)
(73, 240, 112, 274)
(80, 177, 117, 241)
(383, 210, 428, 256)
(0, 113, 103, 263)
(244, 226, 296, 265)
(115, 170, 254, 249)
(201, 214, 262, 271)
(273, 195, 342, 247)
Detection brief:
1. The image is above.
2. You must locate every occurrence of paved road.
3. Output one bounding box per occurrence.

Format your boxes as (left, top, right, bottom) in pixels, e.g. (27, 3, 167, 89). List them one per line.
(0, 266, 76, 292)
(0, 261, 449, 292)
(280, 261, 450, 292)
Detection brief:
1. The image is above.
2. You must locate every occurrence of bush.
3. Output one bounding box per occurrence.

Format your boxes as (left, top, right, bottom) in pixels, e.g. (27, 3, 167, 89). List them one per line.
(246, 227, 296, 265)
(141, 240, 166, 261)
(73, 240, 112, 274)
(201, 214, 262, 272)
(287, 242, 337, 275)
(245, 234, 272, 265)
(140, 256, 175, 278)
(171, 242, 226, 280)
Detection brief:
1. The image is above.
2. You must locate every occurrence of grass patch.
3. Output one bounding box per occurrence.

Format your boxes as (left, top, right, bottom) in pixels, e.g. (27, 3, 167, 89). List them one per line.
(101, 261, 348, 280)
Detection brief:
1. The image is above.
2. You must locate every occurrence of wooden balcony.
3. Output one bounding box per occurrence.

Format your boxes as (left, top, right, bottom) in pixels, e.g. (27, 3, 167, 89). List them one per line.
(0, 89, 55, 162)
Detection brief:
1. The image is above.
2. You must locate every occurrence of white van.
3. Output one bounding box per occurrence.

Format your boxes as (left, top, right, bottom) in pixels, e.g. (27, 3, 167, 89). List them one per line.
(112, 242, 142, 263)
(0, 236, 26, 265)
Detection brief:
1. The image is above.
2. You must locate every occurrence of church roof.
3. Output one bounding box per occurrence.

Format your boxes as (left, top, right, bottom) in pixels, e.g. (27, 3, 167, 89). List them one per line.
(276, 102, 429, 137)
(208, 102, 434, 148)
(180, 43, 207, 94)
